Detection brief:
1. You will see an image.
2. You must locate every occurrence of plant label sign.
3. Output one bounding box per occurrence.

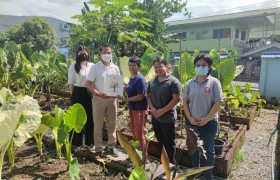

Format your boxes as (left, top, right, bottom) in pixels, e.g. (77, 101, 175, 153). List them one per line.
(104, 74, 124, 97)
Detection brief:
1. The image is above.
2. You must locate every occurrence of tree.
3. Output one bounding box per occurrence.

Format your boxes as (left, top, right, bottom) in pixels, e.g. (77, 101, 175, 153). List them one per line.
(0, 17, 57, 52)
(69, 0, 153, 60)
(21, 42, 32, 60)
(133, 0, 189, 50)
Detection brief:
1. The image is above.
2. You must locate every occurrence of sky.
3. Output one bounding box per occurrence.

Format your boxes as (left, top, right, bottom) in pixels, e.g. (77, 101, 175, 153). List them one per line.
(0, 0, 279, 24)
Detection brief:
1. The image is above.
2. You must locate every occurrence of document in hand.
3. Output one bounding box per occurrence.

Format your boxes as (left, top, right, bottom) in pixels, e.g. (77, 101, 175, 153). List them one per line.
(104, 74, 124, 97)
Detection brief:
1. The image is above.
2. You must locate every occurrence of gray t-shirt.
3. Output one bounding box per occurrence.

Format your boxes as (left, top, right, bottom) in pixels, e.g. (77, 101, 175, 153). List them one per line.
(183, 75, 223, 121)
(147, 75, 181, 123)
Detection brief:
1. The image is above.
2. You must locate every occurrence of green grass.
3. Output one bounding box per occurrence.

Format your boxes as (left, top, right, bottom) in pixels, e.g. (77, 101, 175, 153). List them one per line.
(234, 148, 245, 165)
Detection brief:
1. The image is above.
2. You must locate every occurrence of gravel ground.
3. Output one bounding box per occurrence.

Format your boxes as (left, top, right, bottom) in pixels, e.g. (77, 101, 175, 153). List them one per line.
(227, 109, 278, 180)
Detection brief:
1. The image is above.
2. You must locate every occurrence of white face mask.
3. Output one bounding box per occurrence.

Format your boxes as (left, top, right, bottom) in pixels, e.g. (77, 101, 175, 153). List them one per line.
(101, 54, 112, 62)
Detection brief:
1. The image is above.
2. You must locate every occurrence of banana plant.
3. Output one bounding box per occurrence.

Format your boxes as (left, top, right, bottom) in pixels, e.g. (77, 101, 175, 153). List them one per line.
(33, 50, 69, 101)
(117, 130, 212, 180)
(0, 41, 25, 89)
(0, 88, 41, 176)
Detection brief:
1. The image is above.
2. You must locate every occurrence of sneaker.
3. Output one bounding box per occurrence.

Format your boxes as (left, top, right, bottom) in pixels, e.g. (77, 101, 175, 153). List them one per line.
(106, 147, 119, 157)
(83, 145, 94, 151)
(73, 145, 83, 152)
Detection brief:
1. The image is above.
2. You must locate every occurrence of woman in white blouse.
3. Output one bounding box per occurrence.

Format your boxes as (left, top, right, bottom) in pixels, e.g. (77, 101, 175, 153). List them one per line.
(68, 45, 94, 148)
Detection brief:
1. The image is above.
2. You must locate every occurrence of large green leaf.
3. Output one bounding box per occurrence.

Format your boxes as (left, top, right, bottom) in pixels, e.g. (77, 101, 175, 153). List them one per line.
(69, 158, 80, 180)
(34, 114, 54, 134)
(234, 65, 244, 78)
(174, 166, 213, 180)
(161, 146, 171, 180)
(41, 113, 56, 127)
(34, 123, 49, 135)
(140, 48, 163, 77)
(0, 89, 41, 148)
(120, 56, 130, 84)
(57, 121, 69, 144)
(180, 52, 196, 85)
(219, 59, 235, 89)
(63, 103, 87, 133)
(209, 49, 219, 67)
(4, 41, 20, 70)
(0, 101, 23, 148)
(0, 87, 15, 104)
(53, 105, 65, 128)
(13, 95, 42, 147)
(145, 67, 156, 83)
(117, 130, 142, 167)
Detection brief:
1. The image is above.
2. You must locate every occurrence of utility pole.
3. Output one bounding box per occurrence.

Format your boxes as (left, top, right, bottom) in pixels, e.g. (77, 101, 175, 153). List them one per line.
(179, 38, 183, 136)
(218, 30, 221, 80)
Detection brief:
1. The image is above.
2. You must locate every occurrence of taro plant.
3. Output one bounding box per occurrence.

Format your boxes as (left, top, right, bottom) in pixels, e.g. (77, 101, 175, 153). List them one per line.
(117, 130, 212, 180)
(57, 103, 87, 180)
(0, 88, 41, 177)
(33, 113, 55, 155)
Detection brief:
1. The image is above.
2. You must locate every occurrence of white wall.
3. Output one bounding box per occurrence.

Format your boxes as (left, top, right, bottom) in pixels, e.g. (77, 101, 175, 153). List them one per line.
(259, 58, 280, 100)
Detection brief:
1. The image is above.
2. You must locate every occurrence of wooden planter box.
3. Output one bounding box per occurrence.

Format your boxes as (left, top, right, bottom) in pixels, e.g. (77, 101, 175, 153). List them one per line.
(119, 124, 247, 178)
(220, 106, 257, 130)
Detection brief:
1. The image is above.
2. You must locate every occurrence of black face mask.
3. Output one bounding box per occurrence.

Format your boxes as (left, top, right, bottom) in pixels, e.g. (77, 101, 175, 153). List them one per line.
(77, 53, 88, 62)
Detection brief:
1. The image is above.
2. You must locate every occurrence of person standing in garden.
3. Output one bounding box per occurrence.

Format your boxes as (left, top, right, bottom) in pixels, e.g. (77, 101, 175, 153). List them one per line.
(183, 54, 223, 180)
(86, 45, 120, 156)
(147, 57, 181, 164)
(68, 45, 94, 148)
(119, 56, 148, 156)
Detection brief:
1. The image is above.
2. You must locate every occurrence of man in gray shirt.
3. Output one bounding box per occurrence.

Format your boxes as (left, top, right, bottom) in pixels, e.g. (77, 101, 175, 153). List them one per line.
(147, 58, 181, 163)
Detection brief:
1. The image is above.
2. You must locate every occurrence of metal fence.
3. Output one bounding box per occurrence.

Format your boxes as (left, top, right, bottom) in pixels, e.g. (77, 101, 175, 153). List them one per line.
(234, 57, 261, 83)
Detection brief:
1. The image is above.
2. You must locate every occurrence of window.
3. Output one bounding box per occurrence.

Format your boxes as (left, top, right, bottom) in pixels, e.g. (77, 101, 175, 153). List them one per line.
(173, 32, 186, 39)
(241, 31, 246, 40)
(213, 29, 224, 39)
(235, 28, 240, 39)
(213, 28, 231, 39)
(224, 28, 231, 38)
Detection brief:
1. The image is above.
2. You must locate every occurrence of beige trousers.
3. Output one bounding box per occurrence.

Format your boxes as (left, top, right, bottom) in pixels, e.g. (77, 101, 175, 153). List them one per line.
(92, 96, 117, 151)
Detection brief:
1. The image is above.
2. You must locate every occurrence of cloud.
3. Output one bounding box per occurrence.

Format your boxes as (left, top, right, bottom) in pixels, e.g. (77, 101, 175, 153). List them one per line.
(0, 0, 279, 24)
(165, 0, 280, 22)
(0, 0, 86, 23)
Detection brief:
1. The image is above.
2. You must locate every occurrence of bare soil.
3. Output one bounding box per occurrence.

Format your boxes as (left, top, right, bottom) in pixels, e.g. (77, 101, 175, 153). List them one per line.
(2, 139, 127, 180)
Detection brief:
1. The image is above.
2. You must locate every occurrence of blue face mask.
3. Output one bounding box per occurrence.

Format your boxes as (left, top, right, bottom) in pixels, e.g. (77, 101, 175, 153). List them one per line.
(195, 66, 209, 76)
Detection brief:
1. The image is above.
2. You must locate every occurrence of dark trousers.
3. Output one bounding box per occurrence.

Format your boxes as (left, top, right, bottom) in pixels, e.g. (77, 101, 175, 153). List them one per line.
(152, 118, 176, 163)
(71, 86, 94, 146)
(186, 119, 217, 174)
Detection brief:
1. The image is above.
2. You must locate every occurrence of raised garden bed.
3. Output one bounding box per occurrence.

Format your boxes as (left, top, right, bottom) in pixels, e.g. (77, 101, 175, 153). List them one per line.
(119, 123, 247, 178)
(220, 106, 257, 130)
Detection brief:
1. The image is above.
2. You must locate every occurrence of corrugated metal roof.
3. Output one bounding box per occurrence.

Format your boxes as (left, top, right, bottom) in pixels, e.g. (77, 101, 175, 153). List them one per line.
(261, 52, 280, 58)
(239, 43, 280, 57)
(167, 7, 280, 26)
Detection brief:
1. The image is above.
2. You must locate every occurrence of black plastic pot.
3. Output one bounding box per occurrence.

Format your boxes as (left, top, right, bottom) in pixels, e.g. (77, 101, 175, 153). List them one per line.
(215, 138, 225, 155)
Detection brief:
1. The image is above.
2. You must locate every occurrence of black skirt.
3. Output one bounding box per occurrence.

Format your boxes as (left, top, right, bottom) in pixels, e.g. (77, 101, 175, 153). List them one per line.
(71, 86, 94, 146)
